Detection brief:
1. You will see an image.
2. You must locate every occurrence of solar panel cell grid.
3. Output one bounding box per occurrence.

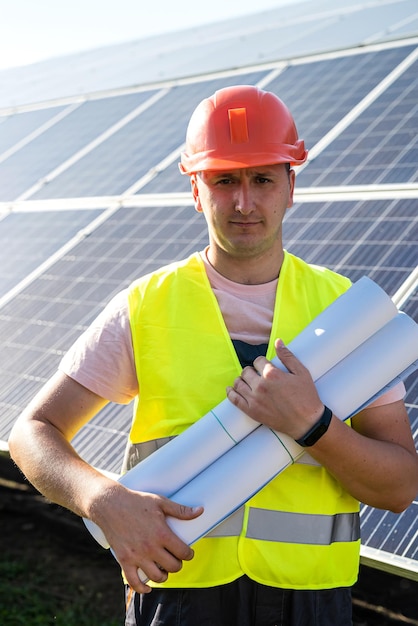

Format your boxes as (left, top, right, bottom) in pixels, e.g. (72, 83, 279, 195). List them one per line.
(0, 92, 156, 202)
(0, 210, 103, 297)
(0, 106, 67, 155)
(283, 198, 418, 297)
(401, 290, 418, 322)
(298, 57, 418, 187)
(361, 504, 418, 560)
(71, 403, 133, 474)
(268, 46, 416, 148)
(0, 204, 209, 465)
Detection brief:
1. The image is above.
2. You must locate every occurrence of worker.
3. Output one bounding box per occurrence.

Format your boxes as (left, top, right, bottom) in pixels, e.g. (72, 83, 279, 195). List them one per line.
(9, 85, 418, 626)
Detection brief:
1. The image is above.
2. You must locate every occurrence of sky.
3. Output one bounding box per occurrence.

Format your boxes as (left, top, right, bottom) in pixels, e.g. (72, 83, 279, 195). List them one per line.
(1, 0, 304, 71)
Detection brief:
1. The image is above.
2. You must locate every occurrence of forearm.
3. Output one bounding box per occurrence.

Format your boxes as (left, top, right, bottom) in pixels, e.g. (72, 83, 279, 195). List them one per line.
(9, 414, 118, 521)
(308, 412, 418, 512)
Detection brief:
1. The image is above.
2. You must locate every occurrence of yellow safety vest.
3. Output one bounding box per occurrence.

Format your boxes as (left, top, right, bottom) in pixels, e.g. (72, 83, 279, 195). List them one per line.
(127, 250, 360, 589)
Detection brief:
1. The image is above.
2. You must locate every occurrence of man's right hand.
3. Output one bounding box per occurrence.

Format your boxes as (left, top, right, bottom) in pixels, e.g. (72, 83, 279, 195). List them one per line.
(92, 485, 203, 593)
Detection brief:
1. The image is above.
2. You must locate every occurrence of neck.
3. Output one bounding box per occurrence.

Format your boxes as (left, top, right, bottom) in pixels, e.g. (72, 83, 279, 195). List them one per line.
(206, 246, 284, 285)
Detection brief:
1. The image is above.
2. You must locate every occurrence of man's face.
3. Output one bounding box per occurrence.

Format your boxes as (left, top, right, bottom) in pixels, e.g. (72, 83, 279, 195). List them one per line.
(191, 163, 295, 263)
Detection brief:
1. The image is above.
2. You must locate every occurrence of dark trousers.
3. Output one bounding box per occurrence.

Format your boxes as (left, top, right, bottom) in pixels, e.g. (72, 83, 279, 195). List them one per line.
(125, 575, 352, 626)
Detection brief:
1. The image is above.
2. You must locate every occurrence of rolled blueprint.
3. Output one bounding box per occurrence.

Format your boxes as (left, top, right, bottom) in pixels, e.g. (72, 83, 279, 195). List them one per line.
(164, 311, 418, 547)
(315, 312, 418, 419)
(83, 276, 411, 549)
(270, 275, 398, 379)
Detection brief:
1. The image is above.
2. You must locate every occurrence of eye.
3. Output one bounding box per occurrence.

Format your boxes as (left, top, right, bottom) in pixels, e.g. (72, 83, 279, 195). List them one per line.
(255, 176, 272, 184)
(215, 176, 235, 185)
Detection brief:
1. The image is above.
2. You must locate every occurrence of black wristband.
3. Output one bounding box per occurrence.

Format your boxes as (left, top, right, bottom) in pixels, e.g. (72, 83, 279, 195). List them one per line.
(295, 405, 333, 447)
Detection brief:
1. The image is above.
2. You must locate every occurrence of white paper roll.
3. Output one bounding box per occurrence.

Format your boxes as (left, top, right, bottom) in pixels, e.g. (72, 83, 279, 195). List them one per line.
(271, 276, 398, 379)
(315, 312, 418, 420)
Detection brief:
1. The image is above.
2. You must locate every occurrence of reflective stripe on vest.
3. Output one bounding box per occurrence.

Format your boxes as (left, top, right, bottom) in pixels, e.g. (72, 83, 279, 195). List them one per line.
(246, 508, 360, 544)
(208, 508, 359, 544)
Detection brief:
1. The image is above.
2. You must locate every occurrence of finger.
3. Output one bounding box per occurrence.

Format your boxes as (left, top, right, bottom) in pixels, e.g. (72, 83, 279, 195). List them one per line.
(143, 554, 172, 582)
(226, 384, 249, 410)
(131, 546, 185, 587)
(162, 499, 203, 521)
(251, 356, 269, 374)
(233, 373, 253, 394)
(159, 499, 202, 561)
(152, 548, 185, 574)
(137, 566, 149, 585)
(275, 339, 305, 375)
(125, 551, 173, 588)
(234, 365, 257, 386)
(123, 563, 152, 594)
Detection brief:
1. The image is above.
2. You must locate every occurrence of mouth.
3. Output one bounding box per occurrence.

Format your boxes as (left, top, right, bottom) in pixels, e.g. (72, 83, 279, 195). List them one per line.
(230, 220, 261, 227)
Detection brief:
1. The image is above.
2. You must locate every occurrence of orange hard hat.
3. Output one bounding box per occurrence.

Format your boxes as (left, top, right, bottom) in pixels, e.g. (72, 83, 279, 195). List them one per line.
(179, 85, 308, 175)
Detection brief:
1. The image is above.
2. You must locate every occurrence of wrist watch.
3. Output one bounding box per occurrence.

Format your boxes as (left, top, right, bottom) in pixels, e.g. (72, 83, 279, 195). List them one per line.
(295, 405, 333, 447)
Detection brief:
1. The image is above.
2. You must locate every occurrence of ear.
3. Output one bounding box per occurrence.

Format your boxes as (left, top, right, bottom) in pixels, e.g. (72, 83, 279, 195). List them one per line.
(287, 168, 296, 209)
(191, 174, 203, 213)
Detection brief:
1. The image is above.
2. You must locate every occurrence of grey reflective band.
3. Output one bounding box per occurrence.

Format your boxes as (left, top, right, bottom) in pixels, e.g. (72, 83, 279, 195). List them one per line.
(207, 507, 359, 543)
(207, 507, 245, 537)
(246, 508, 360, 545)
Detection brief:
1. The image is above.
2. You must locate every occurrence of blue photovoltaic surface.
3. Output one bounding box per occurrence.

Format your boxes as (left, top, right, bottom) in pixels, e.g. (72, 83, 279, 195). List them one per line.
(0, 91, 156, 202)
(0, 105, 67, 155)
(0, 209, 103, 297)
(282, 197, 418, 296)
(0, 204, 209, 472)
(298, 57, 418, 187)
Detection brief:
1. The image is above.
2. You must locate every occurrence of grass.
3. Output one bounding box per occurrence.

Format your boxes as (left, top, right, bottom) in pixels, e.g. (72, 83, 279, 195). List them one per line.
(0, 554, 121, 626)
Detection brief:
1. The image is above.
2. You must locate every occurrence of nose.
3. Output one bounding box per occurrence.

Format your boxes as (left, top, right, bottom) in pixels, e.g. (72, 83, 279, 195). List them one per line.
(234, 181, 254, 215)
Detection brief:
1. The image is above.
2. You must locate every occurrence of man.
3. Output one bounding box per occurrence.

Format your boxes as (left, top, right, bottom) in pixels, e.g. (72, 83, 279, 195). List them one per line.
(9, 85, 418, 626)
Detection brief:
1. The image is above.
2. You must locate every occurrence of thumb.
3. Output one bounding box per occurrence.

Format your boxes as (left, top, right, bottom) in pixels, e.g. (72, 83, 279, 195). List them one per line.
(274, 338, 303, 374)
(162, 498, 204, 521)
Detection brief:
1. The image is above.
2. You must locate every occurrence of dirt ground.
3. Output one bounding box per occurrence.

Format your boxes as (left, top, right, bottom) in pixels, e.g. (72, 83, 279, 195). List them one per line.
(1, 454, 417, 625)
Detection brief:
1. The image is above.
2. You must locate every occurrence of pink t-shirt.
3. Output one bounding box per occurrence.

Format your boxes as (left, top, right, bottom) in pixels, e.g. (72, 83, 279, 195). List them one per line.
(60, 250, 405, 407)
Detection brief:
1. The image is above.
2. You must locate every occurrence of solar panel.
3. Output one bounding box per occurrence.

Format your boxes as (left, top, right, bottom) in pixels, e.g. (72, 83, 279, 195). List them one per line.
(268, 46, 417, 149)
(0, 106, 67, 155)
(283, 197, 418, 295)
(3, 0, 417, 111)
(298, 57, 418, 187)
(359, 370, 418, 578)
(0, 91, 156, 202)
(0, 204, 209, 468)
(0, 209, 103, 297)
(401, 286, 418, 322)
